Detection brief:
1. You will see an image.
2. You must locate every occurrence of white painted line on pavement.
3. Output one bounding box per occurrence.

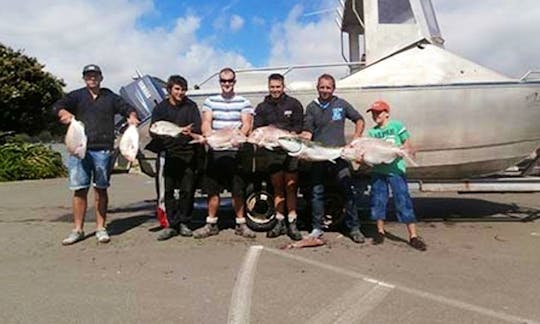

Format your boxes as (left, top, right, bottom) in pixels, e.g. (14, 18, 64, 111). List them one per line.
(308, 281, 393, 324)
(227, 245, 263, 324)
(265, 247, 539, 324)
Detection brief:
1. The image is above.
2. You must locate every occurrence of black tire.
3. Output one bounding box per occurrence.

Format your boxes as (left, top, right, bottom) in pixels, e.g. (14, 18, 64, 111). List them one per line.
(245, 190, 277, 232)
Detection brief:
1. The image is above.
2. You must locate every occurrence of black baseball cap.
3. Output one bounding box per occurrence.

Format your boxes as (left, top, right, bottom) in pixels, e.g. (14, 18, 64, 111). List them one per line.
(82, 64, 102, 75)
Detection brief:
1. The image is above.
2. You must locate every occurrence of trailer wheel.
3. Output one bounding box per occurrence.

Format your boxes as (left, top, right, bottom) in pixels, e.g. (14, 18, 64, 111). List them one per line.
(245, 190, 276, 232)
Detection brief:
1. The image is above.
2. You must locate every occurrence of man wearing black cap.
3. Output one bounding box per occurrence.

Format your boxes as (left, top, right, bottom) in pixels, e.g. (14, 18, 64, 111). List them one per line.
(53, 64, 139, 245)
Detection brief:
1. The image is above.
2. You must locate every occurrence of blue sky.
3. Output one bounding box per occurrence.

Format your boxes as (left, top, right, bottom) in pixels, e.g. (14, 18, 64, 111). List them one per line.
(136, 0, 327, 66)
(0, 0, 539, 90)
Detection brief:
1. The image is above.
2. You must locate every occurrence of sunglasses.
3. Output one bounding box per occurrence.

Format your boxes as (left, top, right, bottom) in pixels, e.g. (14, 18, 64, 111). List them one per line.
(219, 78, 235, 84)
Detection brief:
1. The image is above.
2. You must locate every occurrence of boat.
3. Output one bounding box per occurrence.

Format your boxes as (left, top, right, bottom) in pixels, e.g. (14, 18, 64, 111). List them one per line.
(162, 0, 538, 180)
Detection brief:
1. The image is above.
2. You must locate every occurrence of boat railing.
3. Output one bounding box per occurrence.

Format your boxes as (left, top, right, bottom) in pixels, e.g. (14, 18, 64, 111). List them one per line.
(519, 70, 540, 82)
(193, 61, 365, 89)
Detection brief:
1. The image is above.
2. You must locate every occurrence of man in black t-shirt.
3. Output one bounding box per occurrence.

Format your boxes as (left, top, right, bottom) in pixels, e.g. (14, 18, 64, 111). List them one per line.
(253, 73, 303, 240)
(53, 64, 139, 245)
(147, 75, 203, 241)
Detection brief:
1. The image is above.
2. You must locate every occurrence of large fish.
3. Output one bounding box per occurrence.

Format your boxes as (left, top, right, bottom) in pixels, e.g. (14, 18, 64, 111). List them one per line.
(119, 124, 139, 162)
(247, 125, 298, 150)
(190, 128, 247, 151)
(149, 121, 192, 137)
(277, 137, 342, 162)
(340, 137, 418, 166)
(65, 118, 87, 159)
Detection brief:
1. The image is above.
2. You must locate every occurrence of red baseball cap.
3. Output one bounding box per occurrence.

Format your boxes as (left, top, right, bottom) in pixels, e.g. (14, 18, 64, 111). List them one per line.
(366, 100, 390, 113)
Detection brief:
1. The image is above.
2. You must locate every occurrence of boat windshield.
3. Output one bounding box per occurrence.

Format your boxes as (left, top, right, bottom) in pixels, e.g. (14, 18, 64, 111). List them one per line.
(420, 0, 441, 37)
(378, 0, 416, 24)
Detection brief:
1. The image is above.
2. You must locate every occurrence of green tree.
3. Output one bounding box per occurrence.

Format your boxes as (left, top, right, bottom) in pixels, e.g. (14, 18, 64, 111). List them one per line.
(0, 43, 65, 136)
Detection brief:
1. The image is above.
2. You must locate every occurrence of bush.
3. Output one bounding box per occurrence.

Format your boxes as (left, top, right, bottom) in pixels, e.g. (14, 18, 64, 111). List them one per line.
(0, 142, 66, 181)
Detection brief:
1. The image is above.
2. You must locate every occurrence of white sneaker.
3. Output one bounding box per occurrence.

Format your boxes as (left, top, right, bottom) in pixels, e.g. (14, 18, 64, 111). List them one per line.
(95, 229, 110, 243)
(308, 228, 324, 239)
(62, 230, 84, 245)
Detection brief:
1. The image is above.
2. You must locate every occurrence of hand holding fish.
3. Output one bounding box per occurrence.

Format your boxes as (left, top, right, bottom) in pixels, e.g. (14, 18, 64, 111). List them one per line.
(127, 112, 140, 126)
(58, 109, 74, 125)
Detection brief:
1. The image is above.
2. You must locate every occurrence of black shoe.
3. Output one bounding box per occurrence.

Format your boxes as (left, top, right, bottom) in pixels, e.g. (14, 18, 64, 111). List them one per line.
(267, 219, 287, 238)
(410, 237, 427, 251)
(349, 230, 365, 244)
(157, 228, 178, 241)
(287, 219, 303, 241)
(372, 232, 385, 245)
(179, 223, 193, 237)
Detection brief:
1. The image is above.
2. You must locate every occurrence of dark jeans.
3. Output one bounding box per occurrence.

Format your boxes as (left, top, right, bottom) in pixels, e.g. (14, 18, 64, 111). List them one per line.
(163, 156, 197, 229)
(311, 159, 360, 232)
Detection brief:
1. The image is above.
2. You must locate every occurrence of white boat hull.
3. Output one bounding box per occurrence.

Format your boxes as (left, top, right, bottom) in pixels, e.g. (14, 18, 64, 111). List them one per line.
(187, 81, 540, 180)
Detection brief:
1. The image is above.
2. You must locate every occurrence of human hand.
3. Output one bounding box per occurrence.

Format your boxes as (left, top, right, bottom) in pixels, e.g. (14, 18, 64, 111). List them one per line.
(127, 114, 140, 126)
(58, 109, 74, 125)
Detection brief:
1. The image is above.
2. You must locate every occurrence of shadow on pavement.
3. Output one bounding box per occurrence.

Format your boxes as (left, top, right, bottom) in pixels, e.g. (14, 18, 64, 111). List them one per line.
(411, 197, 539, 222)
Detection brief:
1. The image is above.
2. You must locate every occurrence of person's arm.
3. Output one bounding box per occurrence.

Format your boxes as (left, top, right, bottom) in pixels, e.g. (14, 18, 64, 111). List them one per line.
(201, 111, 213, 136)
(52, 91, 78, 124)
(182, 104, 202, 139)
(252, 103, 265, 130)
(240, 112, 253, 136)
(301, 103, 315, 140)
(240, 98, 254, 136)
(344, 100, 364, 139)
(291, 98, 304, 134)
(352, 118, 364, 139)
(114, 93, 139, 125)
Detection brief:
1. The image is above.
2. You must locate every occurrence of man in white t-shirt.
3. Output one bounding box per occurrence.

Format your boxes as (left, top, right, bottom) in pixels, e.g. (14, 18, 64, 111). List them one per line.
(193, 67, 256, 239)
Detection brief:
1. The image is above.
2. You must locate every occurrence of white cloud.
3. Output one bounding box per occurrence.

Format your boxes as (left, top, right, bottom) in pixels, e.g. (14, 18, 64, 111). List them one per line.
(433, 0, 540, 78)
(267, 4, 348, 83)
(0, 0, 252, 91)
(229, 14, 245, 32)
(266, 0, 540, 80)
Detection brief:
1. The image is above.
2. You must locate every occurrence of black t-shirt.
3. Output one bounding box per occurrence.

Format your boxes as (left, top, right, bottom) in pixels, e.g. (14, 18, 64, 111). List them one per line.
(52, 87, 136, 150)
(147, 97, 202, 159)
(253, 94, 304, 133)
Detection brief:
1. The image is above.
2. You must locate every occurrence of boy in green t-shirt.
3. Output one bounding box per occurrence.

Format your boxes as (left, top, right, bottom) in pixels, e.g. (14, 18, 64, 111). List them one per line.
(365, 100, 426, 251)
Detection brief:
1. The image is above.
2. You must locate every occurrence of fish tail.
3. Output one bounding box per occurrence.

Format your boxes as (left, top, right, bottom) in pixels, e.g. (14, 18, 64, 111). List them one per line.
(400, 149, 418, 167)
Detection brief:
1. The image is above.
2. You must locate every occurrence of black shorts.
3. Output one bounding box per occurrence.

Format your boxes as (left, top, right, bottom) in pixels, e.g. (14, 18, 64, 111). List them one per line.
(256, 148, 299, 174)
(203, 150, 246, 197)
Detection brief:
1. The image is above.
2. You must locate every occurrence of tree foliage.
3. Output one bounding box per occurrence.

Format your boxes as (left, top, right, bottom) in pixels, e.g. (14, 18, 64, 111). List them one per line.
(0, 43, 65, 136)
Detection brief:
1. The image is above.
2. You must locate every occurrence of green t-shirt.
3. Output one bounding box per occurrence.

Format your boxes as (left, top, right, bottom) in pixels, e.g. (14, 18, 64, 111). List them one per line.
(367, 119, 410, 175)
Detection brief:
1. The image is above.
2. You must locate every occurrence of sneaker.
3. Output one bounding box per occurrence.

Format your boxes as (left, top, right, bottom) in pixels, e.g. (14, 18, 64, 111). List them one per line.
(95, 228, 110, 243)
(410, 237, 427, 251)
(62, 230, 84, 245)
(308, 228, 324, 239)
(287, 219, 303, 241)
(349, 230, 365, 244)
(193, 223, 219, 239)
(267, 219, 287, 238)
(372, 232, 385, 245)
(157, 228, 178, 241)
(178, 223, 193, 237)
(235, 224, 256, 238)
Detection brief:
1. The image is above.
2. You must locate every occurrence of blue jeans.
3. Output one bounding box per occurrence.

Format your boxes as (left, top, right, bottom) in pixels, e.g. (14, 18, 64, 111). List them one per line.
(68, 150, 112, 190)
(370, 173, 417, 224)
(311, 159, 360, 232)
